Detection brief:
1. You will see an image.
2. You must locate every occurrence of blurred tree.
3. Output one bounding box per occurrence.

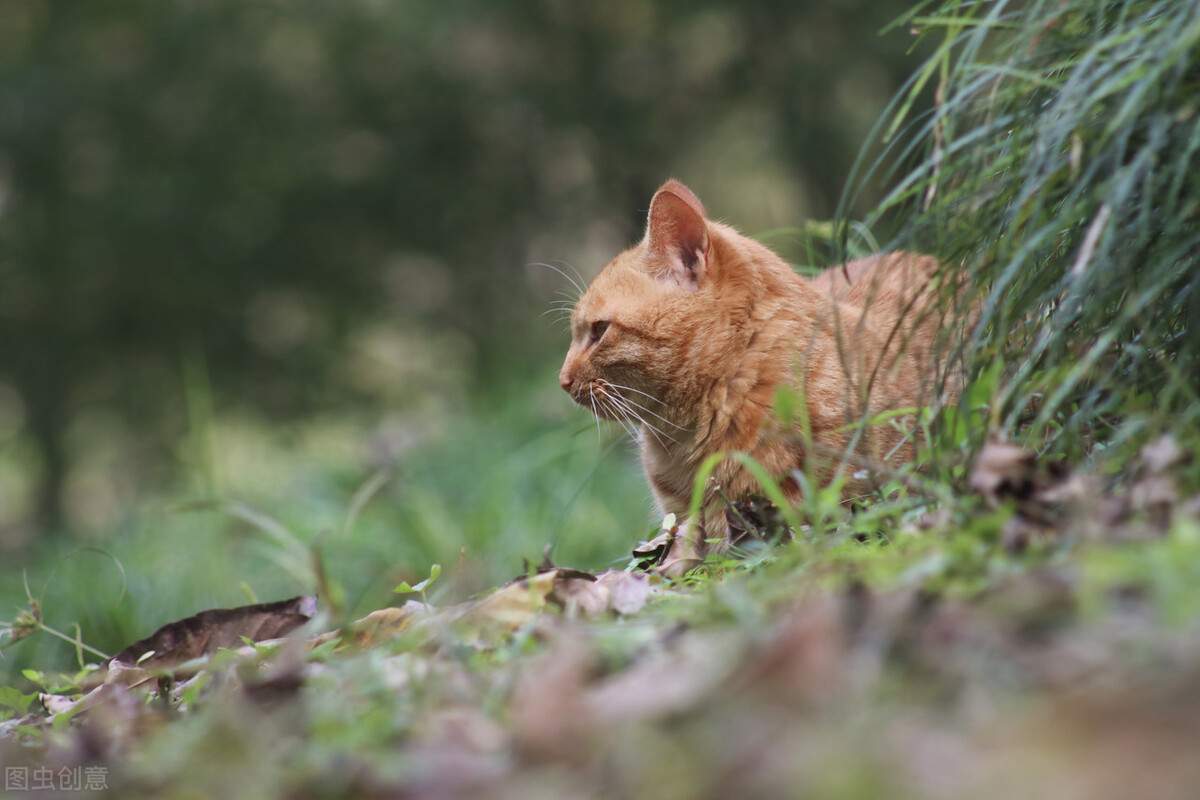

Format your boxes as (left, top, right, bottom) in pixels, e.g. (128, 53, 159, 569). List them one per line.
(0, 0, 924, 537)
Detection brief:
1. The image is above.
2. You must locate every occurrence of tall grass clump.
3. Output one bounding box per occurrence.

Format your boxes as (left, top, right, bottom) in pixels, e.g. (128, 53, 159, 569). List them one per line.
(853, 0, 1200, 479)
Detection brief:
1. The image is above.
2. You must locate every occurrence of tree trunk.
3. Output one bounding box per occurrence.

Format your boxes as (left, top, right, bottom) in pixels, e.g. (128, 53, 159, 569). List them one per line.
(25, 389, 67, 536)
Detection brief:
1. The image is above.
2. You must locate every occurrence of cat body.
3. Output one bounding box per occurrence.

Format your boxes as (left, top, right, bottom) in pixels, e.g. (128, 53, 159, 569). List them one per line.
(560, 180, 957, 571)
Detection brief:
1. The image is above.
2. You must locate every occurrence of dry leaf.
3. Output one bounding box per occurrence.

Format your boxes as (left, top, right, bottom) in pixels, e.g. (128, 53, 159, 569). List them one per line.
(457, 571, 562, 633)
(458, 569, 614, 632)
(632, 516, 679, 570)
(101, 660, 155, 689)
(346, 604, 421, 648)
(106, 595, 318, 672)
(970, 441, 1038, 504)
(594, 570, 652, 616)
(40, 692, 80, 716)
(969, 440, 1092, 547)
(631, 532, 672, 567)
(545, 570, 608, 617)
(1140, 434, 1185, 474)
(726, 496, 794, 546)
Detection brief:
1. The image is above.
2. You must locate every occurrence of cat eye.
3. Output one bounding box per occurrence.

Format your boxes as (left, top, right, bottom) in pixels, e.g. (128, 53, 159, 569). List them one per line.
(589, 319, 611, 343)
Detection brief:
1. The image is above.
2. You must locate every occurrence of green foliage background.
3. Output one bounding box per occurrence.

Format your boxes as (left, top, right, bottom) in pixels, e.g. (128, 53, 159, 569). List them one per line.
(0, 0, 928, 674)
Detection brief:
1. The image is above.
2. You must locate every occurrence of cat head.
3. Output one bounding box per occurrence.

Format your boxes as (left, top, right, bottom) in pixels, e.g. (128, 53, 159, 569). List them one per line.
(559, 180, 755, 427)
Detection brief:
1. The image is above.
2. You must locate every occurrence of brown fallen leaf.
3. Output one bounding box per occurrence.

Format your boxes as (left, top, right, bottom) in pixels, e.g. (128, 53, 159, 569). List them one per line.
(105, 595, 318, 672)
(100, 660, 155, 689)
(40, 691, 80, 716)
(344, 603, 423, 648)
(457, 569, 600, 633)
(452, 567, 653, 641)
(631, 515, 681, 570)
(726, 495, 794, 547)
(1139, 434, 1186, 474)
(969, 440, 1039, 505)
(969, 440, 1097, 550)
(40, 682, 155, 736)
(455, 571, 560, 634)
(594, 570, 653, 616)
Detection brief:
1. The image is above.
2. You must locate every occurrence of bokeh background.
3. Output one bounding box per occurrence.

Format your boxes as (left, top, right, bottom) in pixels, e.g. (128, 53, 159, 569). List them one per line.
(0, 0, 929, 670)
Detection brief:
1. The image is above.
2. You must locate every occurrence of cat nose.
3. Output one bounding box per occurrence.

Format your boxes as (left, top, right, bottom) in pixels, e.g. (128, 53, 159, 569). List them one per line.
(558, 365, 573, 392)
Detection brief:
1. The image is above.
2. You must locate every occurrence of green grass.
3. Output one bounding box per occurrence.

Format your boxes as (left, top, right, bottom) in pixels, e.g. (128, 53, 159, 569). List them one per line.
(5, 449, 1197, 797)
(0, 376, 649, 680)
(848, 0, 1200, 484)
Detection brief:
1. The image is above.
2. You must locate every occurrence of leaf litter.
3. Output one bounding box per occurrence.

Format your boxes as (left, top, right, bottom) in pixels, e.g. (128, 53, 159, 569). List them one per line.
(3, 442, 1200, 798)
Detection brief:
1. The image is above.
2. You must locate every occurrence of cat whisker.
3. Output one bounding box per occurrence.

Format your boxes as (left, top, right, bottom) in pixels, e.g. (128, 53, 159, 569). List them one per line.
(600, 398, 638, 441)
(539, 306, 574, 321)
(539, 311, 573, 333)
(610, 397, 679, 447)
(600, 381, 690, 431)
(552, 291, 579, 306)
(542, 299, 578, 324)
(615, 418, 640, 443)
(601, 389, 678, 449)
(592, 389, 643, 444)
(599, 381, 660, 404)
(589, 392, 603, 444)
(531, 262, 586, 297)
(598, 385, 676, 443)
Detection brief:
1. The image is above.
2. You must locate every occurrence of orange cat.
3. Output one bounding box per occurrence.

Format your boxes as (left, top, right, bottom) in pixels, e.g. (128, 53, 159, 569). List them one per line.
(560, 180, 964, 572)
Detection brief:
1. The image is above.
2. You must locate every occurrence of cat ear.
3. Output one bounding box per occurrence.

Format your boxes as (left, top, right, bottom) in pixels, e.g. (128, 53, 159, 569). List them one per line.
(645, 180, 709, 290)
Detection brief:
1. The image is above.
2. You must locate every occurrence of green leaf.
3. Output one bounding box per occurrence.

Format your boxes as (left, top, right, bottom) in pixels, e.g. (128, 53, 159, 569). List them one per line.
(0, 686, 37, 715)
(410, 564, 442, 594)
(773, 385, 797, 428)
